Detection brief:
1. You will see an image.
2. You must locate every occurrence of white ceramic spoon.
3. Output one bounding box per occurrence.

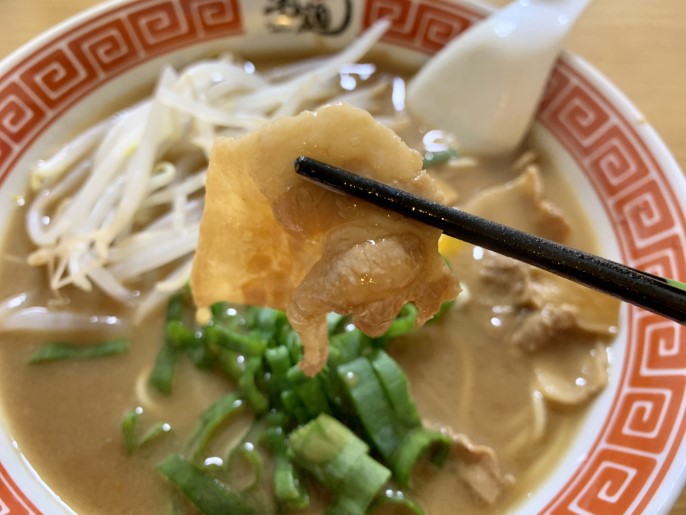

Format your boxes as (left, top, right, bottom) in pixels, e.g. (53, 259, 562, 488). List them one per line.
(406, 0, 591, 156)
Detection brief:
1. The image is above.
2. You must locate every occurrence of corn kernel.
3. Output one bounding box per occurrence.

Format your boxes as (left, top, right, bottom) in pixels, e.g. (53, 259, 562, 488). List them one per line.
(438, 234, 464, 256)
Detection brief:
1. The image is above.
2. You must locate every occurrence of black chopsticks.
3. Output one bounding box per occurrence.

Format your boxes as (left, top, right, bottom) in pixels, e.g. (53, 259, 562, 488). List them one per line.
(295, 156, 686, 325)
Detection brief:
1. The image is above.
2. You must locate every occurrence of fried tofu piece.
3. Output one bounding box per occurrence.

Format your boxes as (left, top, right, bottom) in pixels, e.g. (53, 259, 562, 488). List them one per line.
(191, 104, 459, 375)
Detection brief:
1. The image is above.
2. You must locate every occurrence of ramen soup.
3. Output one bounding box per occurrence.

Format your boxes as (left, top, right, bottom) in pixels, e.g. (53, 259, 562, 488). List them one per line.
(0, 24, 619, 515)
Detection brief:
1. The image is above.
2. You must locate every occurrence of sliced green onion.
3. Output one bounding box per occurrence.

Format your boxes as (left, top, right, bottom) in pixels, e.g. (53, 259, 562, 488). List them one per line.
(139, 422, 173, 447)
(209, 325, 268, 356)
(283, 330, 303, 364)
(422, 148, 458, 169)
(265, 346, 292, 377)
(29, 338, 129, 363)
(289, 414, 390, 514)
(428, 300, 455, 324)
(246, 306, 286, 341)
(281, 389, 309, 425)
(257, 423, 310, 510)
(288, 412, 366, 475)
(274, 452, 310, 510)
(157, 454, 256, 515)
(391, 427, 452, 489)
(149, 294, 184, 395)
(275, 322, 295, 347)
(294, 378, 331, 417)
(180, 328, 215, 369)
(218, 350, 245, 380)
(666, 278, 686, 292)
(166, 320, 196, 346)
(259, 427, 283, 453)
(227, 442, 263, 491)
(318, 366, 345, 411)
(327, 496, 371, 515)
(121, 408, 172, 453)
(370, 350, 420, 429)
(166, 320, 216, 369)
(329, 330, 372, 365)
(337, 357, 402, 461)
(287, 365, 331, 417)
(187, 393, 245, 461)
(210, 301, 230, 320)
(149, 340, 180, 395)
(238, 369, 268, 413)
(286, 364, 307, 384)
(377, 304, 418, 344)
(121, 408, 140, 452)
(166, 291, 185, 320)
(264, 346, 293, 407)
(266, 411, 289, 430)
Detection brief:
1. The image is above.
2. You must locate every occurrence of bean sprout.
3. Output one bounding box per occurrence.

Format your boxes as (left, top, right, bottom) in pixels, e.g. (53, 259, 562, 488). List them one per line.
(17, 20, 394, 326)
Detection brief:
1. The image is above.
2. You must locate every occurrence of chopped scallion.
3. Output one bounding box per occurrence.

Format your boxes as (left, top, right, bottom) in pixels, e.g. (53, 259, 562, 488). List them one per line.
(377, 304, 418, 343)
(391, 427, 452, 489)
(329, 330, 372, 365)
(370, 350, 421, 429)
(121, 408, 172, 453)
(157, 454, 256, 515)
(274, 452, 310, 510)
(134, 295, 452, 511)
(187, 393, 245, 461)
(121, 409, 140, 453)
(29, 338, 129, 363)
(337, 357, 402, 461)
(149, 294, 184, 395)
(428, 300, 455, 324)
(281, 389, 309, 425)
(209, 325, 268, 356)
(238, 369, 268, 413)
(289, 414, 390, 514)
(227, 442, 263, 490)
(288, 365, 331, 417)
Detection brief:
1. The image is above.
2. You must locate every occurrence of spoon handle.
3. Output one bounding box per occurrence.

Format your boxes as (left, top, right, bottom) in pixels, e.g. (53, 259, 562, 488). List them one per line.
(295, 156, 686, 325)
(406, 0, 592, 155)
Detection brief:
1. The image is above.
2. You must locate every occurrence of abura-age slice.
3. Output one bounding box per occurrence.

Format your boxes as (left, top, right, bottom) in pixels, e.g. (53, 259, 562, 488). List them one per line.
(191, 104, 459, 375)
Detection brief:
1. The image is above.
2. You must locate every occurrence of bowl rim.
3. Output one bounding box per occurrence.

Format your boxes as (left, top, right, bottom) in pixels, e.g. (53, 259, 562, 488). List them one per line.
(0, 0, 685, 513)
(538, 50, 686, 514)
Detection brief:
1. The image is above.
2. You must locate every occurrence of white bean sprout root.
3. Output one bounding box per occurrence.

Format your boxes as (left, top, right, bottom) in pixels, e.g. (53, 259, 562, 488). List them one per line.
(20, 20, 395, 326)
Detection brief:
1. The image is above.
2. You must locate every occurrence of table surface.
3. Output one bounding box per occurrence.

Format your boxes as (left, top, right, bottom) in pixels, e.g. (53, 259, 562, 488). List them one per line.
(1, 0, 685, 513)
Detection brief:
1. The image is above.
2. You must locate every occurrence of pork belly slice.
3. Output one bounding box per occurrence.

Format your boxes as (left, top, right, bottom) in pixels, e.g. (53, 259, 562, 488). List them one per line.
(191, 104, 459, 375)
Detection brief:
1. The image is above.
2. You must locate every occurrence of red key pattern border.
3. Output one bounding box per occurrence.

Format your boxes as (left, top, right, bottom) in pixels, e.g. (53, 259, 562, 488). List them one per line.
(1, 1, 684, 513)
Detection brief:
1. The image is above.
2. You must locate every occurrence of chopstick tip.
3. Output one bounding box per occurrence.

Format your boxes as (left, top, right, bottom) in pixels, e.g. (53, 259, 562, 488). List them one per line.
(294, 155, 313, 177)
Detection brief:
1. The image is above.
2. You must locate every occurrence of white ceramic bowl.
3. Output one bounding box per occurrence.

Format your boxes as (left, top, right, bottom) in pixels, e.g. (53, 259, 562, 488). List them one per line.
(1, 1, 685, 513)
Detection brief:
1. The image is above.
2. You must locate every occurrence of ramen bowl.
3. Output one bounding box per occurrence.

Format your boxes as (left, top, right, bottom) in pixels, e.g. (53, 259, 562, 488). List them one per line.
(0, 1, 685, 514)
